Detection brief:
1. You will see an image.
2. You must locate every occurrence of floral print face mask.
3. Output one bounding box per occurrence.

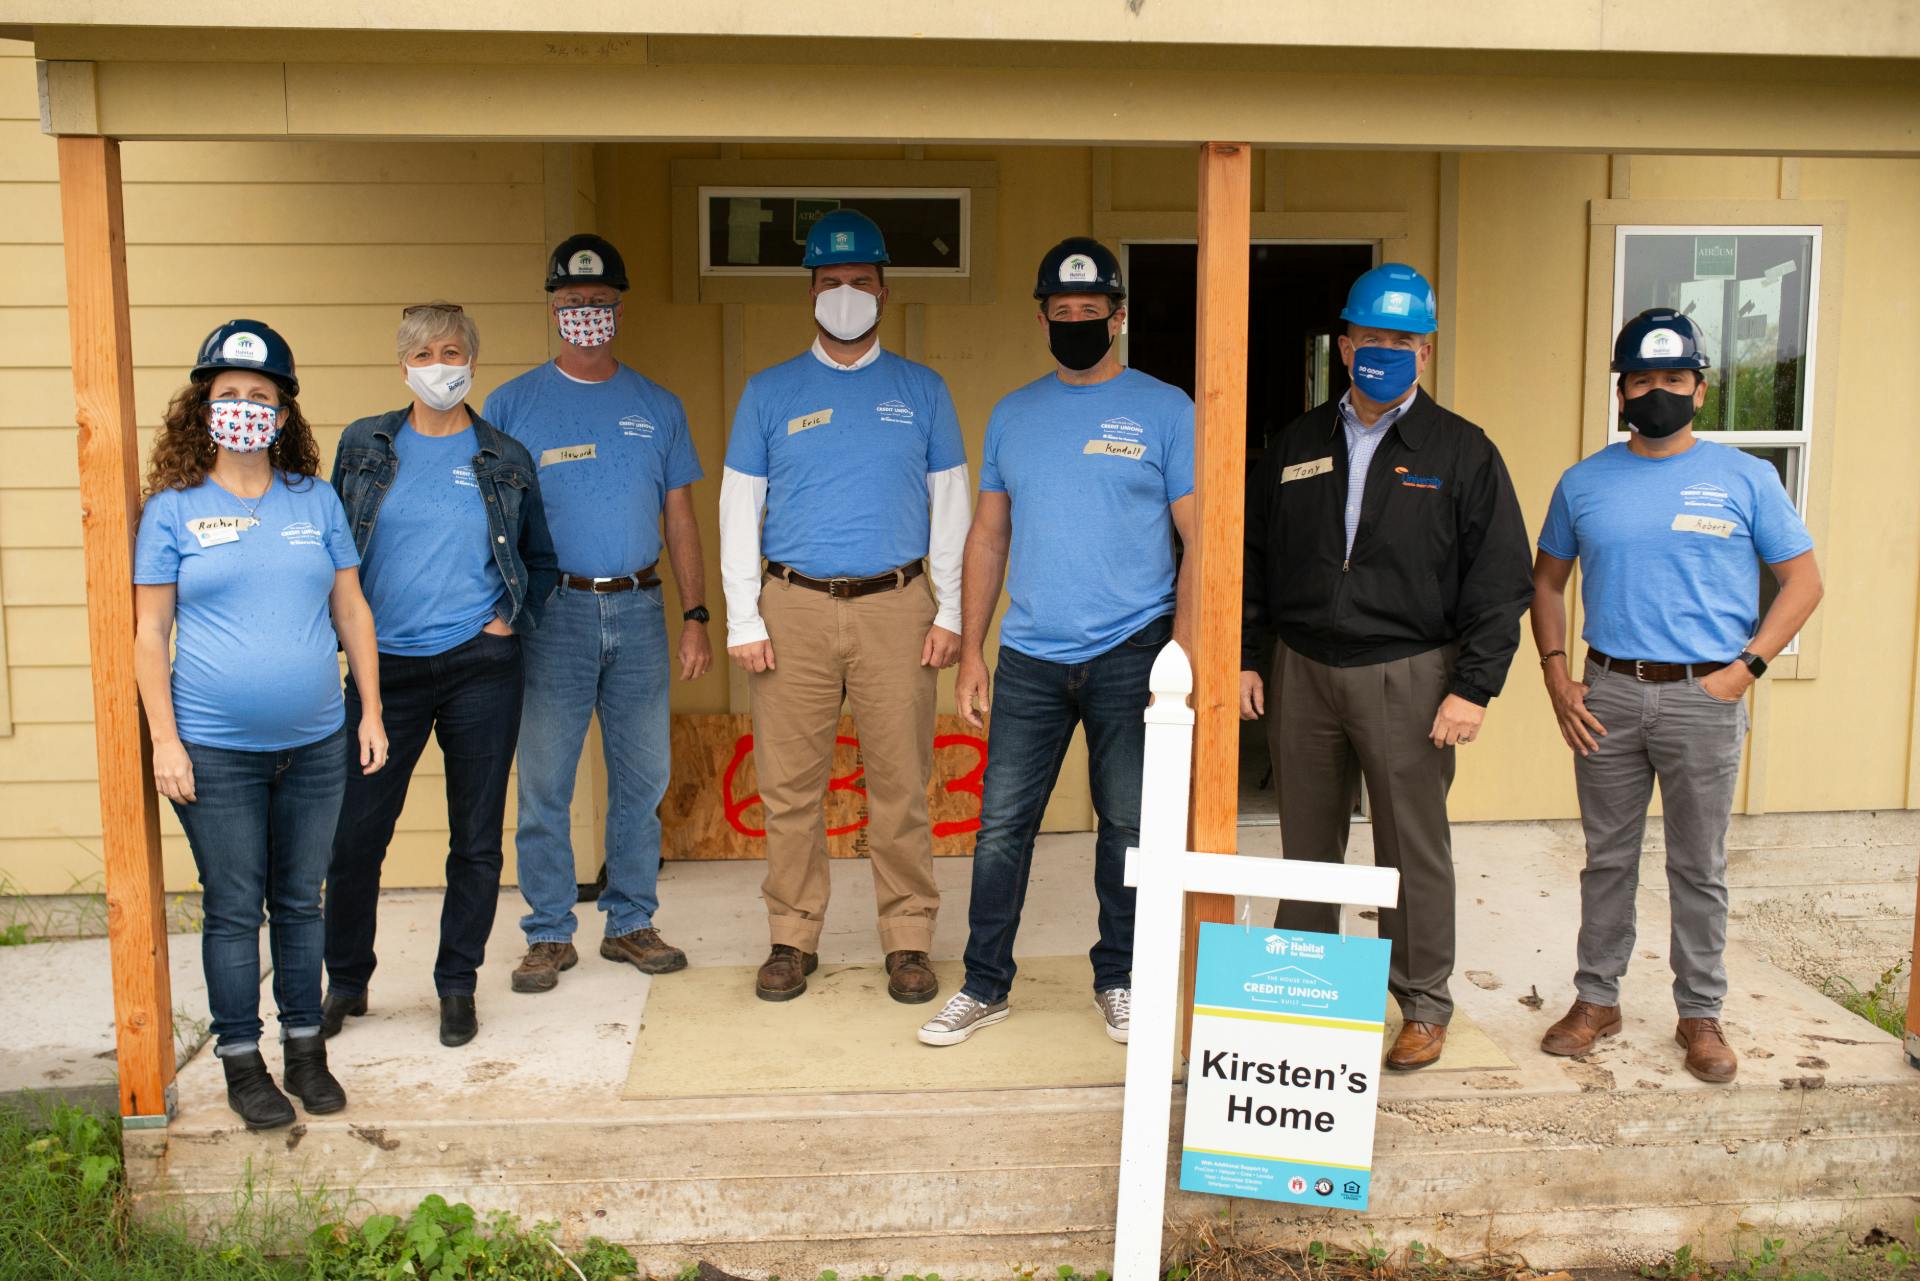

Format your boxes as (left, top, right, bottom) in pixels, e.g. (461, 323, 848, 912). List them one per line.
(555, 305, 617, 348)
(206, 399, 284, 453)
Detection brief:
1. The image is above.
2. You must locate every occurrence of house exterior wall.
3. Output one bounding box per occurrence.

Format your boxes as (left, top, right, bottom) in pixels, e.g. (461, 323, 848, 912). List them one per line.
(3, 35, 1916, 892)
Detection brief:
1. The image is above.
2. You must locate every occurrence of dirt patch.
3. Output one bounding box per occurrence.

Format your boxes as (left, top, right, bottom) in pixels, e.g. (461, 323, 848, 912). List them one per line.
(285, 1123, 306, 1153)
(463, 1059, 515, 1083)
(1465, 970, 1503, 991)
(1518, 985, 1545, 1010)
(1562, 1057, 1617, 1093)
(349, 1125, 400, 1151)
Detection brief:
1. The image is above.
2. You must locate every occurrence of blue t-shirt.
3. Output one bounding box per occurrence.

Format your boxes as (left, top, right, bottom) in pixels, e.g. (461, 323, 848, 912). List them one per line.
(483, 362, 703, 578)
(724, 350, 967, 579)
(133, 474, 359, 752)
(1538, 440, 1814, 665)
(980, 368, 1195, 663)
(360, 424, 504, 657)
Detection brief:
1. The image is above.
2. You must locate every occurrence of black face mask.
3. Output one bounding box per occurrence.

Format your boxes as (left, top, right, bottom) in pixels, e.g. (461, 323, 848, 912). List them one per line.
(1620, 387, 1697, 439)
(1047, 315, 1116, 372)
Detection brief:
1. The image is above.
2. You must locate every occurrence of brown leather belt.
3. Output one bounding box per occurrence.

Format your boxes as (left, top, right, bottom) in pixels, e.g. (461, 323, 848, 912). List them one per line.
(765, 559, 923, 600)
(1589, 648, 1721, 683)
(561, 563, 659, 593)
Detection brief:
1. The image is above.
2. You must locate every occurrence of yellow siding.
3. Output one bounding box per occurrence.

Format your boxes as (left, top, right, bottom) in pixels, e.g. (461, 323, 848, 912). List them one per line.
(0, 39, 561, 892)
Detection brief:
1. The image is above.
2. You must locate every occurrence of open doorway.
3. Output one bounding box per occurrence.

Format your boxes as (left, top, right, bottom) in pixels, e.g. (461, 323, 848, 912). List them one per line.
(1121, 240, 1377, 825)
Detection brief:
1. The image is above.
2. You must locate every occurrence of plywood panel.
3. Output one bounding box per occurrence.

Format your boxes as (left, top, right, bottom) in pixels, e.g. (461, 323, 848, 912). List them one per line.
(122, 182, 545, 245)
(662, 713, 988, 860)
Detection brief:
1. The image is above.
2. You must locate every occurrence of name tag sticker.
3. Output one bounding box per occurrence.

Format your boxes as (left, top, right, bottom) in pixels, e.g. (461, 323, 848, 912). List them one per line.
(540, 444, 596, 467)
(788, 409, 833, 436)
(1672, 513, 1736, 539)
(1084, 439, 1146, 460)
(186, 516, 255, 547)
(1282, 456, 1334, 483)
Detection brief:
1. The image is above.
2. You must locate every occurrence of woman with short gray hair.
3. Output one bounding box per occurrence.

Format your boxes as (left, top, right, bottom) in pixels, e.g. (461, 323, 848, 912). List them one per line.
(320, 302, 559, 1049)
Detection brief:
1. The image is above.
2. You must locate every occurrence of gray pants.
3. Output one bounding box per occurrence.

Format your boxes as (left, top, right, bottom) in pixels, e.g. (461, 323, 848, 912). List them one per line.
(1573, 659, 1748, 1019)
(1268, 642, 1458, 1025)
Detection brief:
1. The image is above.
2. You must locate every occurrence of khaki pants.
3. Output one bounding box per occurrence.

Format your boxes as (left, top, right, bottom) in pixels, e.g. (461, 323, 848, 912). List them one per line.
(1267, 641, 1459, 1025)
(750, 573, 939, 953)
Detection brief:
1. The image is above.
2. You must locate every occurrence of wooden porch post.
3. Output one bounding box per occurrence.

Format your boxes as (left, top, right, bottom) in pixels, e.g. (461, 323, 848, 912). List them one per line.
(57, 134, 175, 1123)
(1181, 141, 1250, 1050)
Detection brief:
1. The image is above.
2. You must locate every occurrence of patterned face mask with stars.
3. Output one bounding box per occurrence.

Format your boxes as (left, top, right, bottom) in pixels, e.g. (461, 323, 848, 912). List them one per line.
(206, 400, 284, 454)
(555, 304, 617, 348)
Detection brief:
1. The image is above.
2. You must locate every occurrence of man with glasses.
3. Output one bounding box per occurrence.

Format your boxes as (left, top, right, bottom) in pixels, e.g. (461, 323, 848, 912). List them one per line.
(484, 234, 712, 994)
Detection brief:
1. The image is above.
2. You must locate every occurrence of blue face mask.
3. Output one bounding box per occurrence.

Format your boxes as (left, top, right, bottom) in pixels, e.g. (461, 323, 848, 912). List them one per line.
(1350, 345, 1418, 403)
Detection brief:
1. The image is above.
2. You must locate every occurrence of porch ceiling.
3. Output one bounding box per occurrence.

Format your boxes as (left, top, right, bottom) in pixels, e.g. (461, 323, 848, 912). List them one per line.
(27, 31, 1920, 156)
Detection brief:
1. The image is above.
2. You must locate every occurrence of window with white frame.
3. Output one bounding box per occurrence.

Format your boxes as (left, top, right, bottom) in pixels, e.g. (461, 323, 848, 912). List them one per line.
(1612, 225, 1821, 626)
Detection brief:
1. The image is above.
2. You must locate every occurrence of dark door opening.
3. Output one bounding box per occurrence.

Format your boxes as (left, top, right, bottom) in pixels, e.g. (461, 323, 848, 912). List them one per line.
(1122, 240, 1377, 825)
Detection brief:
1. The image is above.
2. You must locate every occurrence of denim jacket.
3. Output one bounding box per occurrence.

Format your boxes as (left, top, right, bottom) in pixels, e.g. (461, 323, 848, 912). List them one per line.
(331, 407, 559, 633)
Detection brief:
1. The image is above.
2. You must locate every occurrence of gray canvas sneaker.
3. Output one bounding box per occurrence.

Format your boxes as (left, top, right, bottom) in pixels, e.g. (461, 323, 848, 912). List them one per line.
(1094, 987, 1131, 1043)
(917, 992, 1010, 1047)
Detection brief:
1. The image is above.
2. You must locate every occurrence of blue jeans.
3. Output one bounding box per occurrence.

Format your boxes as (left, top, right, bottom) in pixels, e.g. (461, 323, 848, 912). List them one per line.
(515, 583, 671, 944)
(961, 615, 1171, 1005)
(170, 728, 347, 1051)
(325, 631, 524, 999)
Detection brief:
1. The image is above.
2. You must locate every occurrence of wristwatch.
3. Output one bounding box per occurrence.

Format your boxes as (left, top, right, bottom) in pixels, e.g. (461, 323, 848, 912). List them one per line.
(1737, 649, 1767, 679)
(683, 605, 710, 624)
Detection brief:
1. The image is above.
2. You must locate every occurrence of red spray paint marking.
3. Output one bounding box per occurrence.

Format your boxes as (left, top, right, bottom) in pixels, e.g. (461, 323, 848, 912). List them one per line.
(721, 731, 989, 841)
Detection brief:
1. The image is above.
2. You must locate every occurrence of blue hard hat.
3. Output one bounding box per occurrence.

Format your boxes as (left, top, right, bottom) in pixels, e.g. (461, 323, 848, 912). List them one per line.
(1033, 237, 1126, 301)
(803, 209, 889, 268)
(1339, 263, 1438, 334)
(191, 319, 299, 397)
(1611, 308, 1712, 373)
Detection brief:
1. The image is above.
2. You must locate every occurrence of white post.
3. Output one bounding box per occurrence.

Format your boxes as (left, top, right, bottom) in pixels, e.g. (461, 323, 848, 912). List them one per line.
(1111, 643, 1195, 1276)
(1112, 643, 1402, 1281)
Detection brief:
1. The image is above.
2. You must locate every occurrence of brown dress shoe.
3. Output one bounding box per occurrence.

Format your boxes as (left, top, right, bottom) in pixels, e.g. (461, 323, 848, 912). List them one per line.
(1541, 999, 1622, 1056)
(1675, 1017, 1738, 1083)
(510, 941, 578, 994)
(884, 950, 940, 1004)
(600, 928, 688, 975)
(1386, 1020, 1448, 1071)
(755, 944, 818, 1002)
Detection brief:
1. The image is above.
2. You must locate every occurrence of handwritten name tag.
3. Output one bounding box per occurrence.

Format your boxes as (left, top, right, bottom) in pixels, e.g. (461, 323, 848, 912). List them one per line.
(539, 444, 597, 467)
(788, 409, 833, 435)
(1282, 456, 1334, 483)
(1084, 440, 1146, 460)
(1671, 513, 1736, 539)
(186, 516, 256, 547)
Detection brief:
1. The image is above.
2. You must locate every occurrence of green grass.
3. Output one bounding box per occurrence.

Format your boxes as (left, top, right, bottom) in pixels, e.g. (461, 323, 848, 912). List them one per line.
(0, 1101, 640, 1280)
(1821, 958, 1910, 1038)
(1644, 1230, 1920, 1281)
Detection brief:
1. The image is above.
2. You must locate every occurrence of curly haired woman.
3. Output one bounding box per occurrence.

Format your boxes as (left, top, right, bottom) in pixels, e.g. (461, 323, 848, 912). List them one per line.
(131, 319, 387, 1130)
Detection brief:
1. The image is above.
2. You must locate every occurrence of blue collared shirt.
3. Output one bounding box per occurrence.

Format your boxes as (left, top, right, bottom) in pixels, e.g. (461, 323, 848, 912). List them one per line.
(1339, 390, 1416, 558)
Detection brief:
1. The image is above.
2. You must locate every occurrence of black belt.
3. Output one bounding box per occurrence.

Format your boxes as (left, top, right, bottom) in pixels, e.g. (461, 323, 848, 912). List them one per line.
(765, 560, 923, 600)
(561, 563, 659, 593)
(1588, 648, 1721, 683)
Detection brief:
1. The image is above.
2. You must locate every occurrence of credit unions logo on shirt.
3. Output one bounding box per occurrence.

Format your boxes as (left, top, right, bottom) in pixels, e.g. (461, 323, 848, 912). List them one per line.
(619, 415, 656, 439)
(875, 399, 915, 425)
(279, 521, 324, 548)
(1681, 482, 1730, 509)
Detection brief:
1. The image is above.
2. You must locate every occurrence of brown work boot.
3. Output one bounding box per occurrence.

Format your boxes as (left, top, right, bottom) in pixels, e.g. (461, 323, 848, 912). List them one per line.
(885, 950, 940, 1004)
(1386, 1020, 1448, 1071)
(600, 928, 688, 975)
(755, 944, 818, 1002)
(1541, 999, 1623, 1057)
(510, 941, 578, 994)
(1675, 1017, 1738, 1083)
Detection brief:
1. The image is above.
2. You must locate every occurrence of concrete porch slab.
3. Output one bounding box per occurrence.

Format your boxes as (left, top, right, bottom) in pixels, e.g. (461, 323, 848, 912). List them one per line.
(108, 819, 1920, 1274)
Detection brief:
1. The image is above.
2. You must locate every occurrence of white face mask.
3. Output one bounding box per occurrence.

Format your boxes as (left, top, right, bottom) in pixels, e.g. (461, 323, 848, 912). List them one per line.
(405, 362, 472, 412)
(555, 304, 617, 348)
(814, 284, 880, 343)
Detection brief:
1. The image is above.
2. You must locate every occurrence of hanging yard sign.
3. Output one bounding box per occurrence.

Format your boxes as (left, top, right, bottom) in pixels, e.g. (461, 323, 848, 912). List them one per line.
(1180, 924, 1390, 1209)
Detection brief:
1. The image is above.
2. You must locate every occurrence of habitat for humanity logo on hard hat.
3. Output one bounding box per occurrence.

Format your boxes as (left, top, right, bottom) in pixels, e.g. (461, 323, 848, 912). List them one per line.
(1059, 254, 1099, 284)
(1640, 328, 1686, 359)
(571, 249, 604, 275)
(221, 331, 266, 362)
(831, 230, 854, 252)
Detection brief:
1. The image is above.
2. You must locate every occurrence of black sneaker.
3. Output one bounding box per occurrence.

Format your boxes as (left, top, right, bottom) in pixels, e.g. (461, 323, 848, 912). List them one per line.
(221, 1050, 296, 1130)
(439, 995, 478, 1048)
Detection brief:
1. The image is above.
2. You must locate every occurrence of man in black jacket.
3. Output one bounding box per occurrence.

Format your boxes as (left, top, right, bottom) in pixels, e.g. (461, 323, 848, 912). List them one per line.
(1239, 263, 1532, 1070)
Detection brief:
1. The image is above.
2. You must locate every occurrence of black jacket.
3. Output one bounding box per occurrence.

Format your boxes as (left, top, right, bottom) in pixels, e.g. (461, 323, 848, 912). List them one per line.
(1240, 390, 1532, 705)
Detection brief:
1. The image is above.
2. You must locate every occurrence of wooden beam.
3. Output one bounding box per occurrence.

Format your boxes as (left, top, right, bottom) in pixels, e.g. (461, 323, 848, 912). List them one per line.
(56, 134, 174, 1123)
(1181, 140, 1250, 1052)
